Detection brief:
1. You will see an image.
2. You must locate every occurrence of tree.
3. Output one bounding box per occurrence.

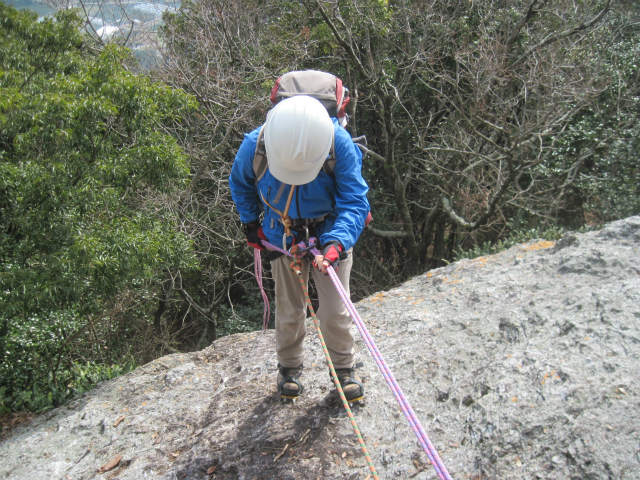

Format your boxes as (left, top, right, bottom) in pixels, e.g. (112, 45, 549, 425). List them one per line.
(551, 4, 640, 224)
(295, 1, 619, 279)
(0, 3, 197, 411)
(160, 0, 634, 301)
(151, 0, 306, 347)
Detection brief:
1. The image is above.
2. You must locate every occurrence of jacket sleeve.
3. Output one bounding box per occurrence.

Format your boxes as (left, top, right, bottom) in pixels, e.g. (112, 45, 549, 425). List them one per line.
(229, 128, 263, 224)
(319, 124, 370, 251)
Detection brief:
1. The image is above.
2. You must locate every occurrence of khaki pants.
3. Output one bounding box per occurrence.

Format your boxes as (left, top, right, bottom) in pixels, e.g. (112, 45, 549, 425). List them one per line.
(270, 249, 354, 369)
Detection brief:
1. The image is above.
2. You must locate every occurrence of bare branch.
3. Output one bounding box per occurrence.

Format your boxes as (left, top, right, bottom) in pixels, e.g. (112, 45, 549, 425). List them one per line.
(366, 225, 410, 239)
(506, 0, 542, 49)
(512, 0, 612, 65)
(307, 0, 369, 78)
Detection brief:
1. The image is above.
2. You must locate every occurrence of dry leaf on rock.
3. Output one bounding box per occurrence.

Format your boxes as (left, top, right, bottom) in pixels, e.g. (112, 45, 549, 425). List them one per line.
(97, 454, 122, 473)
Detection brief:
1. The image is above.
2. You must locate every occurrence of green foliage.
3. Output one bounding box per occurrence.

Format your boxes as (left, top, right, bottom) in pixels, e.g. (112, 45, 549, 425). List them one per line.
(529, 8, 640, 226)
(0, 3, 197, 412)
(0, 359, 135, 413)
(575, 20, 640, 221)
(218, 301, 265, 337)
(67, 359, 136, 395)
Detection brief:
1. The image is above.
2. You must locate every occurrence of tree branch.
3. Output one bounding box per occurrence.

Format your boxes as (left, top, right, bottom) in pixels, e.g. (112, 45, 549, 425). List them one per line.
(441, 157, 519, 230)
(356, 143, 385, 162)
(512, 0, 611, 66)
(366, 225, 410, 238)
(441, 197, 476, 229)
(171, 271, 217, 339)
(308, 0, 369, 78)
(506, 0, 541, 49)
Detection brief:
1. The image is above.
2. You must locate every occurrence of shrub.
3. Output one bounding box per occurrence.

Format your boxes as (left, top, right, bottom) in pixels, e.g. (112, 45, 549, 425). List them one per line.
(0, 4, 197, 412)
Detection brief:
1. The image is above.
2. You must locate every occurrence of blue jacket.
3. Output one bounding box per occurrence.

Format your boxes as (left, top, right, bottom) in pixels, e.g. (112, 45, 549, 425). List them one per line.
(229, 118, 370, 251)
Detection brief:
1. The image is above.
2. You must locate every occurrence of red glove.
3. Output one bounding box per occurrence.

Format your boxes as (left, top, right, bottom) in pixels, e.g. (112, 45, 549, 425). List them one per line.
(314, 241, 344, 273)
(322, 242, 343, 266)
(243, 222, 266, 250)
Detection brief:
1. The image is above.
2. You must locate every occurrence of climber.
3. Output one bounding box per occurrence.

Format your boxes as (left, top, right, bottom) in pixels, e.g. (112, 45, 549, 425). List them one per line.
(229, 94, 370, 402)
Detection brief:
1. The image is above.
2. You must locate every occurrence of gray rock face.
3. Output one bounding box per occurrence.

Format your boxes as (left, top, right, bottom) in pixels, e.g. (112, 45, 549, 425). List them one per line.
(1, 217, 639, 479)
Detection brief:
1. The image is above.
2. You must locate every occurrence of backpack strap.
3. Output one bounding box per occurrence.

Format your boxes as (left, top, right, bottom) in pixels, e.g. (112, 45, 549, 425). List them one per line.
(322, 134, 368, 176)
(253, 130, 371, 240)
(260, 184, 296, 241)
(253, 126, 268, 183)
(254, 127, 366, 180)
(322, 134, 336, 175)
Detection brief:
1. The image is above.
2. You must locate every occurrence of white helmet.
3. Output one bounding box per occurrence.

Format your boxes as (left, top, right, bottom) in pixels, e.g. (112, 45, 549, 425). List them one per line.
(263, 95, 333, 185)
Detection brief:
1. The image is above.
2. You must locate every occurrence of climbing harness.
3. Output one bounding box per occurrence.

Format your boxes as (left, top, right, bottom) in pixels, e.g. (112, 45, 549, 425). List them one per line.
(256, 238, 454, 480)
(252, 182, 295, 331)
(289, 243, 379, 480)
(260, 184, 296, 249)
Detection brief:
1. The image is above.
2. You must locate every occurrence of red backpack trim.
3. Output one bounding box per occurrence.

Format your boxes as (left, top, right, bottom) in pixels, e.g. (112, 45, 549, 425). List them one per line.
(269, 70, 350, 120)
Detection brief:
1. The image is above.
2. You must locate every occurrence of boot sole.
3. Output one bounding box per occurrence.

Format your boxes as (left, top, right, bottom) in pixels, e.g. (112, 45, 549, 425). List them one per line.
(346, 395, 364, 403)
(280, 393, 301, 400)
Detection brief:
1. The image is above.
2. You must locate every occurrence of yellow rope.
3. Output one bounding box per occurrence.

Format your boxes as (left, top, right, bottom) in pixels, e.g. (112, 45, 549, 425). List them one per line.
(289, 248, 379, 480)
(261, 184, 296, 238)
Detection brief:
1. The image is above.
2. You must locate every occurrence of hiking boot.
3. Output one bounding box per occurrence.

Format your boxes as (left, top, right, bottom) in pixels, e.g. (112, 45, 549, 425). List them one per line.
(277, 364, 304, 399)
(333, 367, 364, 402)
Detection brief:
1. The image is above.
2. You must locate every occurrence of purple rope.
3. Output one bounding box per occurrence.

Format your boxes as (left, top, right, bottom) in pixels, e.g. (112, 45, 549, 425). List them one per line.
(253, 248, 270, 331)
(260, 239, 453, 480)
(312, 248, 453, 480)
